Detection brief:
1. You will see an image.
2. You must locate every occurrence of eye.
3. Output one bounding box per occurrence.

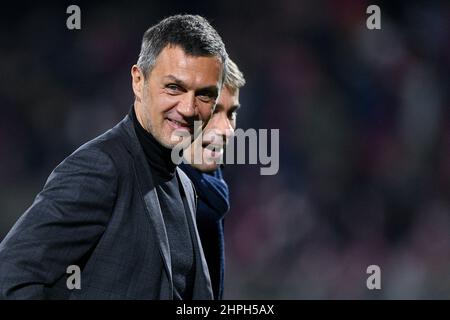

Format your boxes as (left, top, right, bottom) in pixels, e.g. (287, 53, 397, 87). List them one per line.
(197, 94, 216, 103)
(166, 84, 182, 94)
(196, 89, 217, 103)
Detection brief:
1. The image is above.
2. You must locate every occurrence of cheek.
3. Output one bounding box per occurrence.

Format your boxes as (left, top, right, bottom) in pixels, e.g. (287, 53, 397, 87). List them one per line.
(153, 94, 179, 116)
(203, 117, 219, 133)
(202, 128, 216, 142)
(197, 103, 213, 121)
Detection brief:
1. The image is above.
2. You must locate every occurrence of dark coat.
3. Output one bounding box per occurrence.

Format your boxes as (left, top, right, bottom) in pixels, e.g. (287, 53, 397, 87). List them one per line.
(0, 114, 213, 300)
(180, 164, 229, 300)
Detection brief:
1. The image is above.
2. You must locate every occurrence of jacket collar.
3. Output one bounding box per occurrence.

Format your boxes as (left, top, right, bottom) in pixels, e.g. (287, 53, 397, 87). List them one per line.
(115, 114, 213, 299)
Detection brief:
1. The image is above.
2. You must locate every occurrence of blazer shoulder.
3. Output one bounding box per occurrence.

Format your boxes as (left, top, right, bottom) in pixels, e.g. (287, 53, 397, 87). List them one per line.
(68, 115, 134, 170)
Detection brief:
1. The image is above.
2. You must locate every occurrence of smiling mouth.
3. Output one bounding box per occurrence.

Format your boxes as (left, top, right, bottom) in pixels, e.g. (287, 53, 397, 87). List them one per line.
(203, 142, 223, 150)
(202, 144, 224, 161)
(167, 118, 193, 133)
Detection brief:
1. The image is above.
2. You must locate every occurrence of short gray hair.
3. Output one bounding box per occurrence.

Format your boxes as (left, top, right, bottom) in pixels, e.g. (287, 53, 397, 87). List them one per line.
(137, 14, 228, 81)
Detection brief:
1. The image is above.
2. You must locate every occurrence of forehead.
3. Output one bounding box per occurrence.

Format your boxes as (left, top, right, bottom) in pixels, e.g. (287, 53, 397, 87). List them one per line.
(150, 45, 223, 86)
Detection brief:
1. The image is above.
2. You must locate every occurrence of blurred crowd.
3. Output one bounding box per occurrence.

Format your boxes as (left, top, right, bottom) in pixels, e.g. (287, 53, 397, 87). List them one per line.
(0, 0, 449, 298)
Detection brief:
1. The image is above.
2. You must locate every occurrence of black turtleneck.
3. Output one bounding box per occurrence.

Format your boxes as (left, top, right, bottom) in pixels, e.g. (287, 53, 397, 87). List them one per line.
(131, 107, 195, 300)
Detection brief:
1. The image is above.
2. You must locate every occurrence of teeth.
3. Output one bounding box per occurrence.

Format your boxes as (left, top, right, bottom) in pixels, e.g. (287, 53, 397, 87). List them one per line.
(170, 119, 186, 126)
(206, 145, 223, 151)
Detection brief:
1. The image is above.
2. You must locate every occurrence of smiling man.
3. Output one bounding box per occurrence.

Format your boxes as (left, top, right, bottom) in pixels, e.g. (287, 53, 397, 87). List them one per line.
(0, 15, 228, 300)
(181, 59, 245, 299)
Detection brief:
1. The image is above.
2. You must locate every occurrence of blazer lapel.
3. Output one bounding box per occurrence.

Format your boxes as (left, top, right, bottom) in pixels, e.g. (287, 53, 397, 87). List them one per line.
(118, 115, 174, 298)
(117, 113, 213, 300)
(177, 168, 214, 300)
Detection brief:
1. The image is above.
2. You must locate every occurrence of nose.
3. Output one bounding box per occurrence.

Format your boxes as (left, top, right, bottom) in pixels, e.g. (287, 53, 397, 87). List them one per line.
(176, 92, 197, 118)
(215, 114, 234, 142)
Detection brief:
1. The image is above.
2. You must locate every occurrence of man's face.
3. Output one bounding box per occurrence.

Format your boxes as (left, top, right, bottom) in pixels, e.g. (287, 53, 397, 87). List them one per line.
(131, 45, 223, 148)
(186, 85, 240, 172)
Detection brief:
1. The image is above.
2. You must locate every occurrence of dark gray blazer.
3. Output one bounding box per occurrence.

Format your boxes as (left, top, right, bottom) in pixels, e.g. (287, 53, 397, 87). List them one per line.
(0, 114, 213, 300)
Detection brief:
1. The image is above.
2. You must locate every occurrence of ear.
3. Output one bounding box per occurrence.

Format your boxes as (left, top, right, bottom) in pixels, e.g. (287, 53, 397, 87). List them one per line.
(131, 65, 144, 101)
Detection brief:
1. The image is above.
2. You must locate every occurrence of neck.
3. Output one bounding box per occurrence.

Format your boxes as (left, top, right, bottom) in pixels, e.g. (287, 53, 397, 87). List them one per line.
(131, 106, 176, 179)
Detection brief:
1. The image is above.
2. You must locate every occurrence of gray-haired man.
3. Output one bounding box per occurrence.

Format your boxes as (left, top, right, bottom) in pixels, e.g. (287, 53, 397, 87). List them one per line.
(0, 14, 228, 300)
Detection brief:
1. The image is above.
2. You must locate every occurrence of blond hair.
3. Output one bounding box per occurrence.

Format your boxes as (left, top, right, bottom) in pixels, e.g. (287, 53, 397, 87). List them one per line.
(224, 58, 245, 89)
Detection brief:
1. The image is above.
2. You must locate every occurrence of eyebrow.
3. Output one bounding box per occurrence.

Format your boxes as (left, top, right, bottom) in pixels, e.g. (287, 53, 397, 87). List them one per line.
(215, 103, 241, 112)
(163, 75, 219, 97)
(229, 104, 241, 113)
(163, 75, 186, 86)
